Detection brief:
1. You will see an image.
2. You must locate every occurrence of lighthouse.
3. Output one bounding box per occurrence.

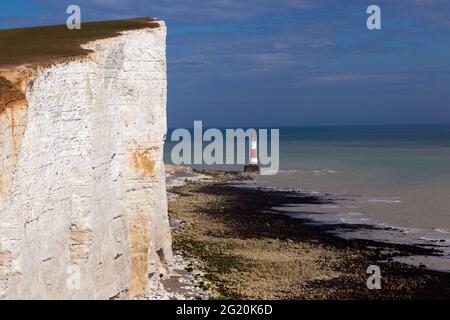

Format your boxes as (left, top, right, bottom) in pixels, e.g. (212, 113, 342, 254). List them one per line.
(244, 134, 260, 173)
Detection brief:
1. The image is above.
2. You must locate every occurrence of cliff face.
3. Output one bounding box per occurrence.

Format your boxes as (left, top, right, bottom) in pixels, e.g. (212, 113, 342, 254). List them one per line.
(0, 22, 173, 299)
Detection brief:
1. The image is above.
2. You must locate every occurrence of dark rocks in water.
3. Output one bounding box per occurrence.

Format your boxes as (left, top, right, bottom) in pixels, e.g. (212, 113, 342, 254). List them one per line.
(244, 164, 259, 173)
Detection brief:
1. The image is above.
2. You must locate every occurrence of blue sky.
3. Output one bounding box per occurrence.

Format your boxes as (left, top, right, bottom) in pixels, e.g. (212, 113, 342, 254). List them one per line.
(1, 0, 450, 127)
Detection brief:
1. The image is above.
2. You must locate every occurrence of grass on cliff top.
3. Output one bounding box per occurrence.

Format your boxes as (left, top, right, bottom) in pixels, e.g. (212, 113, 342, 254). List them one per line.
(0, 17, 160, 68)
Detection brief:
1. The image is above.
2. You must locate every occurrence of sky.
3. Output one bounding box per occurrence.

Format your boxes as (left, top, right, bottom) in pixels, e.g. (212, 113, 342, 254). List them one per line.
(1, 0, 450, 128)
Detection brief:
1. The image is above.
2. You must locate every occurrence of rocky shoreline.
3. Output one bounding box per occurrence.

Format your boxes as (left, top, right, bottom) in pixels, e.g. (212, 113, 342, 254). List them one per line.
(165, 166, 450, 300)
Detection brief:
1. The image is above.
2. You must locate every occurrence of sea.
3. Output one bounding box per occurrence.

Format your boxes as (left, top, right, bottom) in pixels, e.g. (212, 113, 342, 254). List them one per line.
(164, 125, 450, 271)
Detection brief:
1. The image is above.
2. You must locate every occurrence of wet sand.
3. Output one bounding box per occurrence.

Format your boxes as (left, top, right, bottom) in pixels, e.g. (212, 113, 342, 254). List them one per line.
(167, 169, 450, 300)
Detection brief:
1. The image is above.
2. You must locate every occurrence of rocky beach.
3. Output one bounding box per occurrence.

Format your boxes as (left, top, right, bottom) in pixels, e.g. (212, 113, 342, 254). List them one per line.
(165, 166, 450, 300)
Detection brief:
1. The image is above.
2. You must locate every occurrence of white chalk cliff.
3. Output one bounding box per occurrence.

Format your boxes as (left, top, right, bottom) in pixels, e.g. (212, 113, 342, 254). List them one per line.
(0, 22, 173, 299)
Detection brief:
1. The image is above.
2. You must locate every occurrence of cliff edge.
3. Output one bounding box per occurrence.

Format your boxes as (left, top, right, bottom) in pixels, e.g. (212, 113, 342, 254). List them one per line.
(0, 18, 173, 299)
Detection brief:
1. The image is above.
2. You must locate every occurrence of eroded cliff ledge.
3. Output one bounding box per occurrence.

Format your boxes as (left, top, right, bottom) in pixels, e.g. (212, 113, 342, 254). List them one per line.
(0, 18, 173, 299)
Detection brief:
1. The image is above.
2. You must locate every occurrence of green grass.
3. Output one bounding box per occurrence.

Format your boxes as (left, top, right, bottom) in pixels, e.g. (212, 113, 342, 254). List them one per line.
(0, 17, 159, 68)
(173, 237, 250, 298)
(174, 238, 248, 274)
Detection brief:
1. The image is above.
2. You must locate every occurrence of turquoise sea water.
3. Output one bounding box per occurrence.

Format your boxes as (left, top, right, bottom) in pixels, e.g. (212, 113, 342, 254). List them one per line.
(277, 125, 450, 186)
(255, 126, 450, 227)
(165, 125, 450, 270)
(257, 126, 450, 271)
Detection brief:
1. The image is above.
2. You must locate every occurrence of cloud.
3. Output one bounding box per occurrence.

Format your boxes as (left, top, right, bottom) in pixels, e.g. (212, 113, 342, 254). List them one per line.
(171, 59, 208, 67)
(299, 73, 408, 85)
(295, 71, 450, 86)
(29, 0, 317, 24)
(3, 0, 450, 126)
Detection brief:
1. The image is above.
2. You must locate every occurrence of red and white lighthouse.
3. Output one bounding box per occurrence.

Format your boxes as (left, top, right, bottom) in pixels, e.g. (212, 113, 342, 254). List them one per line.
(250, 134, 258, 165)
(244, 134, 260, 173)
